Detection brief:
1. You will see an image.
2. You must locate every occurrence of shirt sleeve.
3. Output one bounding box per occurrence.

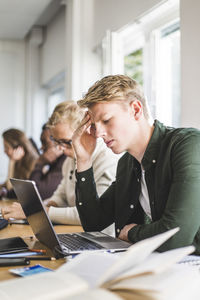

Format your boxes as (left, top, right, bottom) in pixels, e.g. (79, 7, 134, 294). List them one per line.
(76, 167, 116, 232)
(48, 206, 81, 225)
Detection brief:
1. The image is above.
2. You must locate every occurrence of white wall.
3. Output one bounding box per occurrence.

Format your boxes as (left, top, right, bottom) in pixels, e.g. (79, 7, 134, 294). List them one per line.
(25, 8, 66, 148)
(25, 27, 47, 146)
(41, 7, 66, 86)
(180, 0, 200, 128)
(0, 40, 25, 182)
(93, 0, 163, 47)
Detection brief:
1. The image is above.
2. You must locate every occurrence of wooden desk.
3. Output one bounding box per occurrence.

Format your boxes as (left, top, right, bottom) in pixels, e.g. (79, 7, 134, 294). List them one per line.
(0, 198, 83, 282)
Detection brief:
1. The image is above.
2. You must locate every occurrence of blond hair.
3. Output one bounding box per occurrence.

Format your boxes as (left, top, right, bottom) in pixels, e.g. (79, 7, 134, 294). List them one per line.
(48, 101, 85, 130)
(78, 75, 150, 119)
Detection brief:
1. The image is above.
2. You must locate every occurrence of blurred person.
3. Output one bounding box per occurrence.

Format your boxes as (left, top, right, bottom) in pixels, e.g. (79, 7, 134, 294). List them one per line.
(0, 128, 38, 199)
(2, 101, 119, 235)
(29, 123, 66, 199)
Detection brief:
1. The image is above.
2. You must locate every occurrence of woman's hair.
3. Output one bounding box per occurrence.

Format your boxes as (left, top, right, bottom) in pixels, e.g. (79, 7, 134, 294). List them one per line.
(47, 101, 85, 131)
(78, 74, 151, 119)
(2, 128, 39, 180)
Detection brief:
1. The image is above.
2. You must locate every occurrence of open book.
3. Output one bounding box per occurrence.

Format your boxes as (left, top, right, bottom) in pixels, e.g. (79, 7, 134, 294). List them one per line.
(0, 228, 199, 300)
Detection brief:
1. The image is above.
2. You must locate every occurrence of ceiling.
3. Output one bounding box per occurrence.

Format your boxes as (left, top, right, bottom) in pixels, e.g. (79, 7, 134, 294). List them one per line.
(0, 0, 63, 40)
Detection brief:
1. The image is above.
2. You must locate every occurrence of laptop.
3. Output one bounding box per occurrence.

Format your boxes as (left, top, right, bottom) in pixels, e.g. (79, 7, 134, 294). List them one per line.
(10, 178, 131, 258)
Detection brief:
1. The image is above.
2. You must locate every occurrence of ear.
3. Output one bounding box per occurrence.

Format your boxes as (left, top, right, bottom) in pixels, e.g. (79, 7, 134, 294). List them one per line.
(129, 100, 143, 120)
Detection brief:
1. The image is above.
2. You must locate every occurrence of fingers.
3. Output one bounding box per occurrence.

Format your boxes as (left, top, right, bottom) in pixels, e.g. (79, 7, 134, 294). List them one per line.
(13, 146, 25, 160)
(46, 200, 58, 207)
(1, 202, 25, 220)
(118, 228, 127, 241)
(42, 148, 58, 163)
(118, 224, 136, 242)
(1, 208, 12, 220)
(74, 113, 92, 137)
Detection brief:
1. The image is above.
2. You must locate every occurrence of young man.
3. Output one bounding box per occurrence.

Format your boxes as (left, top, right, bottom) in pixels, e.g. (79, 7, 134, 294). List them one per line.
(72, 74, 200, 254)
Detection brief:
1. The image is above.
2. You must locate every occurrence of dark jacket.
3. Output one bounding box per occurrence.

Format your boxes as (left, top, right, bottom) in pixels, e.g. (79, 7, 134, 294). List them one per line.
(30, 154, 66, 199)
(75, 120, 200, 254)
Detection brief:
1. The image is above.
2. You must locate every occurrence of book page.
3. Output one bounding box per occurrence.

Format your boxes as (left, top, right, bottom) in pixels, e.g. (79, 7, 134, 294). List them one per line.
(108, 264, 200, 300)
(97, 227, 180, 286)
(57, 251, 119, 287)
(0, 271, 88, 300)
(111, 290, 155, 300)
(101, 245, 195, 287)
(65, 288, 123, 300)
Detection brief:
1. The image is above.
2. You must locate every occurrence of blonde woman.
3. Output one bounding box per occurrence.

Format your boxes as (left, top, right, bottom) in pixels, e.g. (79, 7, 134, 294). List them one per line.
(3, 101, 119, 235)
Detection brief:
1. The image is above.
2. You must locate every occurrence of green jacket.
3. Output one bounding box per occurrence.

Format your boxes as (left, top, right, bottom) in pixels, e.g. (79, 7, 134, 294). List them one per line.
(76, 120, 200, 253)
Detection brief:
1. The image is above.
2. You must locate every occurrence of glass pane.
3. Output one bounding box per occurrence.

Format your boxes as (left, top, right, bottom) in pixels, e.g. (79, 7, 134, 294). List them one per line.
(155, 27, 180, 127)
(124, 49, 143, 86)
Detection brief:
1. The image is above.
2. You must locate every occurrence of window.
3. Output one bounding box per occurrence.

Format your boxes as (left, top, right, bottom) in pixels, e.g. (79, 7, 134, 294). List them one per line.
(101, 0, 180, 127)
(124, 48, 143, 86)
(154, 22, 180, 126)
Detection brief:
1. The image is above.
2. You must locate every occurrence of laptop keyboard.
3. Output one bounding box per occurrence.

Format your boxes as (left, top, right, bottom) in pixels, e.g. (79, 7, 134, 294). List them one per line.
(58, 234, 103, 251)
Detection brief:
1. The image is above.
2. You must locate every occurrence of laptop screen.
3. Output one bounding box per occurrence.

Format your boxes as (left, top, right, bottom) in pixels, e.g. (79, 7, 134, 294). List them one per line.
(10, 178, 63, 258)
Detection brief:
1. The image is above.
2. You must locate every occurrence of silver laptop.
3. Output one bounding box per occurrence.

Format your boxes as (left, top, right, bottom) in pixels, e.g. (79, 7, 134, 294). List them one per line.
(10, 178, 131, 258)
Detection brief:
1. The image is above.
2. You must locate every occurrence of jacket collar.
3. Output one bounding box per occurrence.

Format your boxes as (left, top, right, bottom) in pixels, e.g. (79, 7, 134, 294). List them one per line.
(141, 120, 167, 171)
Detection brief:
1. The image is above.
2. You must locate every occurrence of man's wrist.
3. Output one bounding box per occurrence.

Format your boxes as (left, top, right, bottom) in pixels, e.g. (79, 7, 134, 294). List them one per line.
(76, 159, 92, 172)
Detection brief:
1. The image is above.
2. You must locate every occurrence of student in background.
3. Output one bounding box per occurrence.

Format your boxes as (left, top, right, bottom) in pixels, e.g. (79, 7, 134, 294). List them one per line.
(29, 124, 66, 200)
(0, 128, 38, 198)
(72, 74, 200, 254)
(2, 101, 119, 235)
(44, 101, 118, 232)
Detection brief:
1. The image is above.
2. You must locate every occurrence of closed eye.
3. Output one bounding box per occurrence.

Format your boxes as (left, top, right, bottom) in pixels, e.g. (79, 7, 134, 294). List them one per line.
(103, 119, 110, 124)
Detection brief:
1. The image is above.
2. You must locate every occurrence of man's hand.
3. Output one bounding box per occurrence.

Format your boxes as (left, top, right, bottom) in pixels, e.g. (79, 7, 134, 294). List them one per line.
(38, 146, 63, 165)
(118, 224, 137, 242)
(2, 202, 26, 220)
(72, 112, 97, 172)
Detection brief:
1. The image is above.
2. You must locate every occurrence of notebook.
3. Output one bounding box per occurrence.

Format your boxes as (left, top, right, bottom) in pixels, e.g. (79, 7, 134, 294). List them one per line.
(10, 178, 131, 258)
